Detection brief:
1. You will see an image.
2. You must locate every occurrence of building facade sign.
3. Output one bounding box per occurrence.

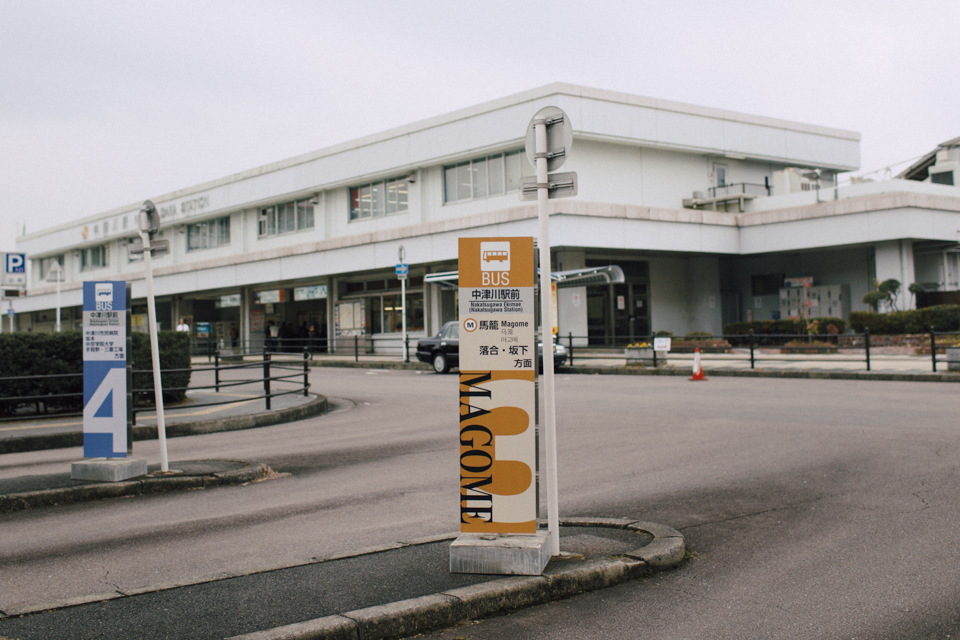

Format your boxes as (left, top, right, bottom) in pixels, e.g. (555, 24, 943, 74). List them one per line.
(215, 294, 241, 308)
(294, 284, 328, 301)
(458, 237, 537, 534)
(82, 281, 127, 458)
(255, 289, 287, 304)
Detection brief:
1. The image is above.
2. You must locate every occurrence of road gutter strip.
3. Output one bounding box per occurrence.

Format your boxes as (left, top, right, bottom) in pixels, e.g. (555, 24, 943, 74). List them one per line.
(0, 461, 270, 514)
(225, 519, 685, 640)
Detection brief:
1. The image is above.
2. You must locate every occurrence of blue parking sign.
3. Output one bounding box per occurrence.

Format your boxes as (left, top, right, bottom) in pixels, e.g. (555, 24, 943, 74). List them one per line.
(6, 253, 24, 273)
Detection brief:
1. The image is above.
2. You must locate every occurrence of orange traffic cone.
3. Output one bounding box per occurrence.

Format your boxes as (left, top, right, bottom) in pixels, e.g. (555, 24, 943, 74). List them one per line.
(689, 347, 707, 381)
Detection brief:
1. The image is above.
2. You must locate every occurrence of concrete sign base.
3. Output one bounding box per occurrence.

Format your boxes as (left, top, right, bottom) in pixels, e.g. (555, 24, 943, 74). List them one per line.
(71, 457, 148, 482)
(449, 531, 551, 576)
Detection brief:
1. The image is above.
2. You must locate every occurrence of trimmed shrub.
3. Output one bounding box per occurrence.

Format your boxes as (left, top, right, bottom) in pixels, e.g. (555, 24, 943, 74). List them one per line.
(722, 317, 845, 345)
(0, 331, 84, 414)
(131, 331, 192, 404)
(848, 305, 960, 334)
(0, 330, 191, 415)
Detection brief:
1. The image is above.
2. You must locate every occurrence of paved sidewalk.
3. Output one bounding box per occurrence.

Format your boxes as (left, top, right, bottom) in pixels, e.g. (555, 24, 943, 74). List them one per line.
(0, 518, 684, 640)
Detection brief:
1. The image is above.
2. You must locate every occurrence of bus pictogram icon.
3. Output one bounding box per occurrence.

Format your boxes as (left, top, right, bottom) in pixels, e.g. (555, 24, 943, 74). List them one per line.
(480, 241, 510, 271)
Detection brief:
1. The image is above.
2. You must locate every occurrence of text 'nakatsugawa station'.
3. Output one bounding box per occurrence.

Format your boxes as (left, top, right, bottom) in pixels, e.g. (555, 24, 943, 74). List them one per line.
(11, 83, 960, 351)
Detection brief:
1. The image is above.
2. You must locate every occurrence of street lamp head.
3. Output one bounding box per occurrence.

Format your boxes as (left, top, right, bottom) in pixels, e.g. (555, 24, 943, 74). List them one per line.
(138, 200, 160, 235)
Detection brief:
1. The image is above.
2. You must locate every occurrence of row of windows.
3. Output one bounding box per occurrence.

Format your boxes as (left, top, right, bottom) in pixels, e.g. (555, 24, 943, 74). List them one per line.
(81, 245, 109, 271)
(187, 216, 231, 251)
(37, 255, 64, 280)
(443, 150, 531, 204)
(259, 200, 314, 237)
(350, 177, 409, 221)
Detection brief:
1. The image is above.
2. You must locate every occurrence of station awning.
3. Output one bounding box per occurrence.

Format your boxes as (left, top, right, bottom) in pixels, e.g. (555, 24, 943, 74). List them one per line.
(423, 265, 625, 290)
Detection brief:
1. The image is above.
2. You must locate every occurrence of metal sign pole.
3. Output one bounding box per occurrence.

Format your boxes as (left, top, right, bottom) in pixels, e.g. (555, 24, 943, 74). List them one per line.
(400, 245, 407, 363)
(138, 201, 170, 473)
(535, 117, 560, 557)
(56, 271, 61, 332)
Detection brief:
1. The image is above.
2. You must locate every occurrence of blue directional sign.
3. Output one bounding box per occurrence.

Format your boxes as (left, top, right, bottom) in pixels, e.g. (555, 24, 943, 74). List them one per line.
(82, 281, 127, 458)
(396, 263, 409, 280)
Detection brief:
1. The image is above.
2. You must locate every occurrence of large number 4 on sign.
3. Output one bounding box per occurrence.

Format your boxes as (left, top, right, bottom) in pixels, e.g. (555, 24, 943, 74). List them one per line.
(83, 365, 127, 457)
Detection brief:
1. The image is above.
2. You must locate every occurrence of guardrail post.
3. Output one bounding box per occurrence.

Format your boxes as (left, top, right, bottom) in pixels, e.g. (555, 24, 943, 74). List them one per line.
(263, 352, 271, 411)
(214, 350, 220, 393)
(652, 344, 658, 368)
(303, 348, 310, 396)
(931, 326, 937, 372)
(355, 334, 359, 362)
(749, 329, 755, 370)
(404, 334, 410, 363)
(568, 332, 574, 367)
(864, 328, 871, 371)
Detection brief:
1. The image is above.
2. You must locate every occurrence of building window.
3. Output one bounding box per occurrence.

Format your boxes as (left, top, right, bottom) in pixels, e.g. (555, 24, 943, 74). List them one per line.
(36, 255, 64, 280)
(350, 177, 408, 221)
(187, 216, 231, 251)
(259, 199, 314, 237)
(444, 150, 530, 204)
(713, 164, 727, 188)
(931, 171, 955, 186)
(80, 244, 109, 271)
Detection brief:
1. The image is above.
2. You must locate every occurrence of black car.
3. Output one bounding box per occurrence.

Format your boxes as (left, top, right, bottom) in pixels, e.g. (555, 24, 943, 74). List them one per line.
(416, 320, 568, 374)
(416, 321, 460, 373)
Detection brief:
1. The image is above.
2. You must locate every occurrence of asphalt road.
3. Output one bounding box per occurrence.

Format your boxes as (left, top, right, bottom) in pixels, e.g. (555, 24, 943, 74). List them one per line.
(2, 369, 960, 639)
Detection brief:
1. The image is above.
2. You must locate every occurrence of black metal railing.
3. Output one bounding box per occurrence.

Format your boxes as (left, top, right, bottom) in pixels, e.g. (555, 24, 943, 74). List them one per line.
(131, 349, 311, 423)
(707, 182, 770, 199)
(558, 327, 959, 373)
(0, 348, 313, 423)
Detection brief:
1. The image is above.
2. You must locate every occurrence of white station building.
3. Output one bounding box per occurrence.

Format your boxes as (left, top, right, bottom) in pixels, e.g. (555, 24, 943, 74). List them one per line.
(11, 83, 960, 349)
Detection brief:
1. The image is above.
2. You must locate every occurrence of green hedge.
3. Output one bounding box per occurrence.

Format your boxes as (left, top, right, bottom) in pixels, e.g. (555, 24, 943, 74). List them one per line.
(0, 331, 85, 414)
(0, 330, 191, 416)
(722, 317, 846, 345)
(848, 305, 960, 334)
(131, 331, 192, 404)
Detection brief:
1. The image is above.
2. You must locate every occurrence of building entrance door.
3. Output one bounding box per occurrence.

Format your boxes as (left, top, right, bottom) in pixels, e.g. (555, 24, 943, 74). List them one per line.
(585, 259, 650, 347)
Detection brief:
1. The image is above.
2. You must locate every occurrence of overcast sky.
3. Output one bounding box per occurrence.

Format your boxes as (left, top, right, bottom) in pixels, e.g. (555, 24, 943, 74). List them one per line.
(2, 0, 957, 252)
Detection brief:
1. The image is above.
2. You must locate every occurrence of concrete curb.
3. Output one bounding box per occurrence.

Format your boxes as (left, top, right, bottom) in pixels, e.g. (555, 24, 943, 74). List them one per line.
(310, 360, 432, 372)
(0, 460, 270, 514)
(0, 394, 328, 455)
(226, 518, 685, 640)
(288, 359, 959, 383)
(557, 365, 960, 383)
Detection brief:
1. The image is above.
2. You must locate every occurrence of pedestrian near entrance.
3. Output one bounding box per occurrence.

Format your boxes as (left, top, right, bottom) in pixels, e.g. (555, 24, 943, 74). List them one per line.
(265, 321, 278, 352)
(228, 323, 239, 348)
(176, 318, 190, 332)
